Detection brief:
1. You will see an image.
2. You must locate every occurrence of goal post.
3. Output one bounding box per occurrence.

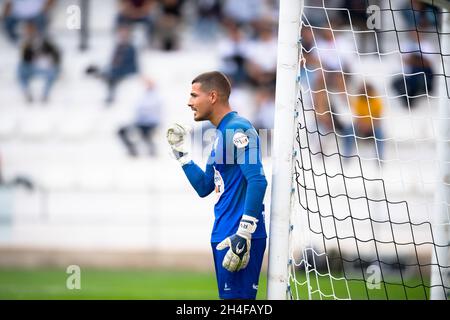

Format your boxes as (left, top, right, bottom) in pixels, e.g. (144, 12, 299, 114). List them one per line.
(268, 0, 450, 300)
(267, 0, 303, 300)
(430, 5, 449, 300)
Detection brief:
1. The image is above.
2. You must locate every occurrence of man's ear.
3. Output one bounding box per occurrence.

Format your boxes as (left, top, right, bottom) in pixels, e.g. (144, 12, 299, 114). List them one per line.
(210, 90, 218, 104)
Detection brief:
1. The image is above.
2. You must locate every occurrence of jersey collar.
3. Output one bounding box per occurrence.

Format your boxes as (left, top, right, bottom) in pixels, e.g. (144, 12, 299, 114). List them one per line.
(217, 111, 237, 130)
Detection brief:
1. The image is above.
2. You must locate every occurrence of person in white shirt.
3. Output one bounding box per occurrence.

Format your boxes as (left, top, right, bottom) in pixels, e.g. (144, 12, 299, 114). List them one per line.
(218, 22, 249, 87)
(117, 78, 162, 157)
(222, 0, 261, 27)
(244, 20, 277, 88)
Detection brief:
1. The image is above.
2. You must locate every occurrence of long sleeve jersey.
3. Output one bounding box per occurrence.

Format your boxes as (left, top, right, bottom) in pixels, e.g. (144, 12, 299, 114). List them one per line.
(182, 111, 268, 243)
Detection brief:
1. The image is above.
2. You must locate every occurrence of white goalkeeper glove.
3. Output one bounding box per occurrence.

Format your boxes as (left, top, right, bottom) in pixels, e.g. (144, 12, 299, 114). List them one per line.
(166, 123, 192, 165)
(216, 215, 258, 272)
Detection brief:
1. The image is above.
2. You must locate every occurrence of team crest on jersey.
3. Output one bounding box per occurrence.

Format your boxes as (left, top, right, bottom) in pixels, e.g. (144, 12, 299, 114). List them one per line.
(233, 132, 249, 148)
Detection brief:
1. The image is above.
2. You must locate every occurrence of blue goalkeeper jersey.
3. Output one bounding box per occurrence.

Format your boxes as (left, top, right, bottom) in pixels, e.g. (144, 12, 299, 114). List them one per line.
(182, 111, 268, 243)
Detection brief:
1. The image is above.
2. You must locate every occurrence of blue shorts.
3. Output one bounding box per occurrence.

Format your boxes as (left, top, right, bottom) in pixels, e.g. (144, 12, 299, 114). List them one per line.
(211, 238, 266, 300)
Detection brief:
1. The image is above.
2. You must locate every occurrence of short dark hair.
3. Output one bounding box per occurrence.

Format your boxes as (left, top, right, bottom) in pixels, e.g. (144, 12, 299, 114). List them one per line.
(192, 71, 231, 101)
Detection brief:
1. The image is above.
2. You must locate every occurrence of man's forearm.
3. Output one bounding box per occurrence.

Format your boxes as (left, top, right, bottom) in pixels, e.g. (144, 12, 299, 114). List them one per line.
(182, 162, 214, 198)
(243, 175, 267, 218)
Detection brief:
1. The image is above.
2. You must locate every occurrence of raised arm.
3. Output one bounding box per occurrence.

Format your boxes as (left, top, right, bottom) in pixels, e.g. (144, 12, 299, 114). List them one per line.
(166, 123, 215, 198)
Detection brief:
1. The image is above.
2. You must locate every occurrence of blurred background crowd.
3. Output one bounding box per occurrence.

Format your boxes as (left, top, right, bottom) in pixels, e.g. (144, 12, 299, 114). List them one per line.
(0, 0, 443, 262)
(0, 0, 439, 160)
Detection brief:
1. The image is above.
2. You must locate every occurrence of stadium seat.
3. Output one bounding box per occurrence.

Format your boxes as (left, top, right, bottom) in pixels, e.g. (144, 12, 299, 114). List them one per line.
(0, 115, 18, 140)
(18, 111, 55, 141)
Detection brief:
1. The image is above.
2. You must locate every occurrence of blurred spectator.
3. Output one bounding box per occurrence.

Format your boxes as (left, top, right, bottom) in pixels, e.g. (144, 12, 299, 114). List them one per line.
(313, 72, 353, 157)
(301, 24, 315, 52)
(392, 52, 434, 109)
(253, 86, 275, 132)
(401, 0, 438, 32)
(116, 0, 156, 45)
(349, 83, 385, 160)
(392, 31, 434, 109)
(154, 0, 184, 51)
(316, 28, 342, 72)
(244, 20, 277, 88)
(259, 0, 279, 23)
(340, 0, 376, 54)
(303, 0, 343, 27)
(299, 26, 320, 88)
(17, 22, 60, 104)
(193, 0, 222, 41)
(86, 24, 138, 104)
(253, 85, 275, 158)
(328, 72, 353, 155)
(311, 70, 332, 131)
(218, 22, 249, 87)
(2, 0, 54, 43)
(222, 0, 261, 29)
(117, 78, 162, 157)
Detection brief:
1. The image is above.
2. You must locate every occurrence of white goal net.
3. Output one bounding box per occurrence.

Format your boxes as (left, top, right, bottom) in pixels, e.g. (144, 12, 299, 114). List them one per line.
(268, 0, 450, 300)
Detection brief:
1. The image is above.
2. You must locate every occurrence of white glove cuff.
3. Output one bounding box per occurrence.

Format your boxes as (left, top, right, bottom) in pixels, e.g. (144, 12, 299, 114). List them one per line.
(237, 214, 258, 239)
(178, 153, 192, 166)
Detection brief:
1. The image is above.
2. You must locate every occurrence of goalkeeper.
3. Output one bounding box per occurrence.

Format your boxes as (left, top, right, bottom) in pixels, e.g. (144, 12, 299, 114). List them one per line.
(166, 71, 268, 300)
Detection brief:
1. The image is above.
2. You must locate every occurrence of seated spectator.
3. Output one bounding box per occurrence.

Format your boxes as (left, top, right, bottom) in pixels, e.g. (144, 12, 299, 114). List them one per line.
(244, 19, 277, 88)
(316, 28, 343, 72)
(349, 83, 385, 160)
(117, 78, 162, 157)
(339, 0, 377, 54)
(253, 85, 275, 158)
(222, 0, 261, 29)
(392, 52, 434, 109)
(253, 85, 275, 132)
(311, 70, 333, 133)
(17, 22, 60, 104)
(299, 26, 320, 90)
(86, 24, 138, 105)
(116, 0, 156, 45)
(391, 30, 435, 109)
(154, 0, 184, 51)
(218, 22, 249, 86)
(2, 0, 54, 43)
(401, 0, 438, 32)
(313, 71, 354, 157)
(193, 0, 222, 41)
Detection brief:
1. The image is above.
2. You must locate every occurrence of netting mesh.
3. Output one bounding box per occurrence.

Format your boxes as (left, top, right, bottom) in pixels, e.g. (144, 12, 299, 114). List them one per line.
(289, 0, 450, 300)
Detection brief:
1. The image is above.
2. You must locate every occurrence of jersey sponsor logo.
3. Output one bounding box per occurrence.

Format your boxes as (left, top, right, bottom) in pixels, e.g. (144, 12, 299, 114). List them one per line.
(224, 282, 231, 291)
(233, 132, 249, 148)
(252, 284, 258, 290)
(213, 166, 224, 203)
